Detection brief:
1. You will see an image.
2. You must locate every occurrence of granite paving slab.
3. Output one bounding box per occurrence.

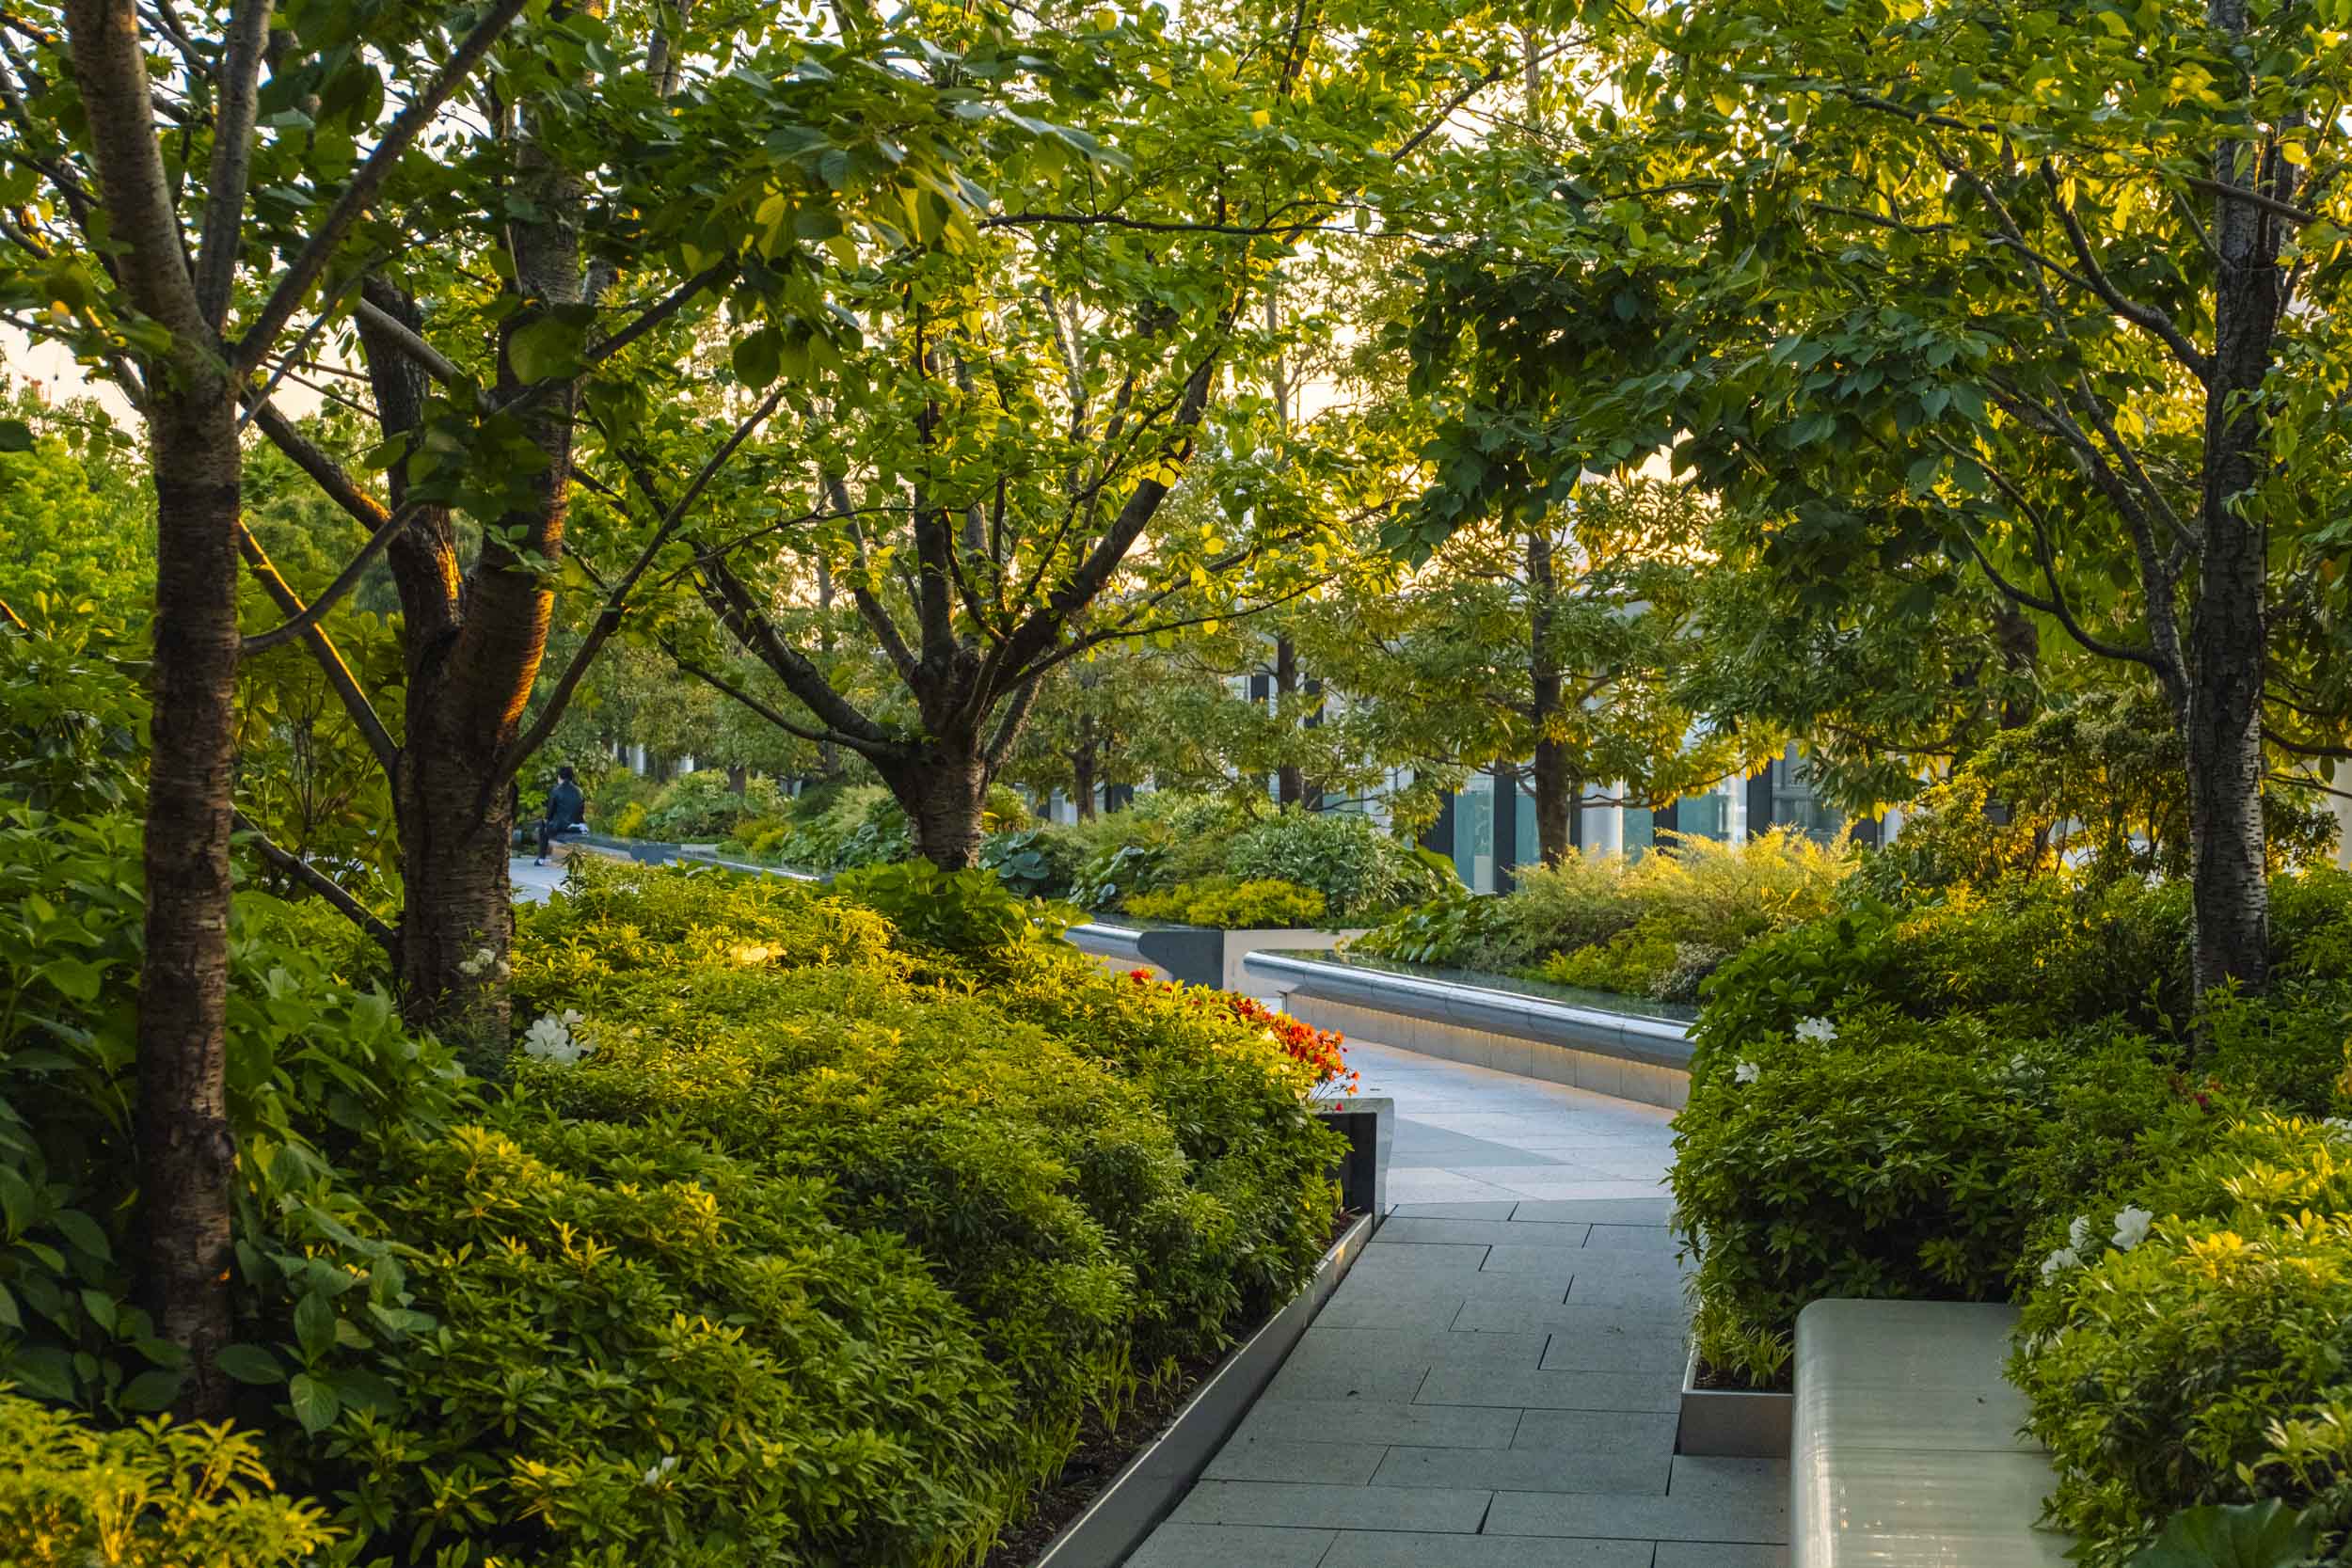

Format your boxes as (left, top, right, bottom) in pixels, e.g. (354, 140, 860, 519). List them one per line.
(1119, 1039, 1786, 1568)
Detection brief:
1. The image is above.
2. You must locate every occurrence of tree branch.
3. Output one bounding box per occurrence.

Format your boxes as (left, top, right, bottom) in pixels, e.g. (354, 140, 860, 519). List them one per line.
(500, 386, 788, 781)
(191, 0, 273, 330)
(231, 0, 533, 378)
(234, 524, 400, 776)
(230, 811, 398, 953)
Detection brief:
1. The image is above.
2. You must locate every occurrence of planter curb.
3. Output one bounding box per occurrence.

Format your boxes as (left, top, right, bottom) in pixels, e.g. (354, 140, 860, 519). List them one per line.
(1030, 1211, 1377, 1568)
(1676, 1343, 1792, 1458)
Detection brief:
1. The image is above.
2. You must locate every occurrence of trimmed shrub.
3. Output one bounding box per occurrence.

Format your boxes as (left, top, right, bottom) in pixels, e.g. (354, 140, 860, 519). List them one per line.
(1225, 809, 1451, 922)
(641, 769, 786, 842)
(2013, 1118, 2352, 1565)
(1126, 875, 1327, 928)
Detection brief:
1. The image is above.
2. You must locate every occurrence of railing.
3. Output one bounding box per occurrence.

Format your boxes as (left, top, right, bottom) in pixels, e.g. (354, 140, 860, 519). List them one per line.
(1240, 950, 1694, 1071)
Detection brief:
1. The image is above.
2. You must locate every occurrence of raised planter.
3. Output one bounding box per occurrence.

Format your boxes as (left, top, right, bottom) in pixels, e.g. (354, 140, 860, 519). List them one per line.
(1244, 948, 1694, 1110)
(1030, 1211, 1377, 1568)
(1065, 921, 1366, 991)
(1676, 1344, 1791, 1458)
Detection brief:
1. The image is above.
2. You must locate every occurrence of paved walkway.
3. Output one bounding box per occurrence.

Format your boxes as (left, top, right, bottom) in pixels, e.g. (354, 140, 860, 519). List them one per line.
(511, 856, 564, 902)
(1129, 1039, 1788, 1568)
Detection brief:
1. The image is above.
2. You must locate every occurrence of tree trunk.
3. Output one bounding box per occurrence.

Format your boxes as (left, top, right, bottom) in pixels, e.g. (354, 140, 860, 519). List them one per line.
(1072, 713, 1099, 822)
(2186, 0, 2280, 1001)
(885, 747, 991, 869)
(1527, 528, 1570, 864)
(135, 394, 244, 1418)
(728, 763, 749, 795)
(65, 0, 243, 1417)
(1275, 635, 1304, 807)
(396, 682, 515, 1039)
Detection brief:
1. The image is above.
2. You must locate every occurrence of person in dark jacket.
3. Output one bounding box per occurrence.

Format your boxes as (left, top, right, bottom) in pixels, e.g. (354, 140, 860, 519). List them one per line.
(534, 766, 587, 864)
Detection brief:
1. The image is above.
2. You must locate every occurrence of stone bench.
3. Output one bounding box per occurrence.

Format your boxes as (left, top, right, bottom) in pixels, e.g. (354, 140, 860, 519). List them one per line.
(1792, 1299, 2071, 1568)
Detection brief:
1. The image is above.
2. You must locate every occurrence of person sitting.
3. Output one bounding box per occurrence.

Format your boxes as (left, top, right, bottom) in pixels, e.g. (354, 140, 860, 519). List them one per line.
(534, 766, 588, 865)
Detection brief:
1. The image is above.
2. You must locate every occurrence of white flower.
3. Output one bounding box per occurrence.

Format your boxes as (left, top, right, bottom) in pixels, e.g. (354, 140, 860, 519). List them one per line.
(457, 945, 497, 978)
(1793, 1017, 1836, 1044)
(1734, 1061, 1760, 1085)
(522, 1008, 594, 1066)
(642, 1454, 679, 1486)
(2039, 1245, 2081, 1281)
(2066, 1215, 2091, 1251)
(2110, 1205, 2153, 1253)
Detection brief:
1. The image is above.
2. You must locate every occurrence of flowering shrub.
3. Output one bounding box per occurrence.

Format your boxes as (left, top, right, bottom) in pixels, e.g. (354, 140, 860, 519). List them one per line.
(1672, 1007, 2221, 1386)
(1121, 969, 1358, 1094)
(2013, 1118, 2352, 1564)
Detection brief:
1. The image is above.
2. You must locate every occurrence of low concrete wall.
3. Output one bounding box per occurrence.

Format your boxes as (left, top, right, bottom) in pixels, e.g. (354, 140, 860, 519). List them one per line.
(1243, 952, 1693, 1112)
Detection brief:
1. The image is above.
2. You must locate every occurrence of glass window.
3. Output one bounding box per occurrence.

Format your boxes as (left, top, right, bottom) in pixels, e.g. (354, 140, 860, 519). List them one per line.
(1514, 776, 1538, 868)
(1454, 777, 1496, 895)
(1676, 788, 1729, 842)
(1622, 805, 1655, 860)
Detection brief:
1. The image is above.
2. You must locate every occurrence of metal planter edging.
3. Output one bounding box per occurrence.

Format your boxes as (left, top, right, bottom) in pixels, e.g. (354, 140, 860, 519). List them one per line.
(1028, 1211, 1377, 1568)
(1676, 1343, 1792, 1458)
(1241, 950, 1695, 1072)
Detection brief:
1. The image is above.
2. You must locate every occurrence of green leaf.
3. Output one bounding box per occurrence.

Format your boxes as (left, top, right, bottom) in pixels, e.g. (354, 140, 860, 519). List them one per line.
(294, 1291, 338, 1361)
(119, 1369, 183, 1412)
(288, 1371, 341, 1433)
(2127, 1501, 2321, 1568)
(733, 326, 784, 388)
(51, 1208, 110, 1261)
(215, 1343, 286, 1386)
(507, 315, 585, 386)
(0, 419, 32, 453)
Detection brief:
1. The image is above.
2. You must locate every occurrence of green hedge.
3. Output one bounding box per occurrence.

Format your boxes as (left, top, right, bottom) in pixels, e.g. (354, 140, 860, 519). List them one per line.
(1672, 868, 2352, 1563)
(3, 840, 1343, 1567)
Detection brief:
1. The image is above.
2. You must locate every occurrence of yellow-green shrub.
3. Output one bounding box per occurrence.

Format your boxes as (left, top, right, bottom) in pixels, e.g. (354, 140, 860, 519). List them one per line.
(0, 1395, 335, 1567)
(2014, 1118, 2352, 1564)
(1126, 875, 1327, 928)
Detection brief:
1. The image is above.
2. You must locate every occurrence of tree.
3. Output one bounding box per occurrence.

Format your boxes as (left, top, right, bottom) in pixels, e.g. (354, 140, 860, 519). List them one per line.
(1313, 479, 1757, 862)
(1400, 0, 2352, 998)
(657, 0, 1526, 868)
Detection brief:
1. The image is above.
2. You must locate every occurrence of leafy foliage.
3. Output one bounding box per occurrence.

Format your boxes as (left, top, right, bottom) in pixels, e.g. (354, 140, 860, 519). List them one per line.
(0, 1394, 337, 1567)
(1224, 808, 1454, 923)
(1125, 876, 1329, 929)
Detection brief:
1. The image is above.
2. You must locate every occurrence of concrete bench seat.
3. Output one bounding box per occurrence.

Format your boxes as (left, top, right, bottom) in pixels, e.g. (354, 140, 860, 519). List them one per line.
(1792, 1299, 2070, 1568)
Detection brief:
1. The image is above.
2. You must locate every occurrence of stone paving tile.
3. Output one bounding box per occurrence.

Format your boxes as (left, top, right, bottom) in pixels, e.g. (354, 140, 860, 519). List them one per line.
(1232, 1397, 1521, 1449)
(1483, 1487, 1789, 1543)
(1454, 1296, 1692, 1335)
(1374, 1439, 1671, 1495)
(1373, 1218, 1593, 1248)
(1486, 1180, 1679, 1201)
(1586, 1224, 1682, 1251)
(1537, 1328, 1691, 1376)
(1443, 1162, 1634, 1185)
(1391, 1200, 1523, 1219)
(1565, 1274, 1694, 1312)
(1510, 1198, 1677, 1225)
(1669, 1455, 1790, 1503)
(1416, 1363, 1682, 1414)
(1321, 1533, 1655, 1567)
(1351, 1242, 1493, 1275)
(1170, 1481, 1493, 1533)
(1512, 1408, 1680, 1456)
(1474, 1250, 1582, 1286)
(1201, 1435, 1388, 1485)
(1652, 1544, 1792, 1568)
(1283, 1326, 1552, 1368)
(1333, 1270, 1568, 1305)
(1125, 1522, 1338, 1567)
(1315, 1290, 1477, 1331)
(1262, 1353, 1431, 1402)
